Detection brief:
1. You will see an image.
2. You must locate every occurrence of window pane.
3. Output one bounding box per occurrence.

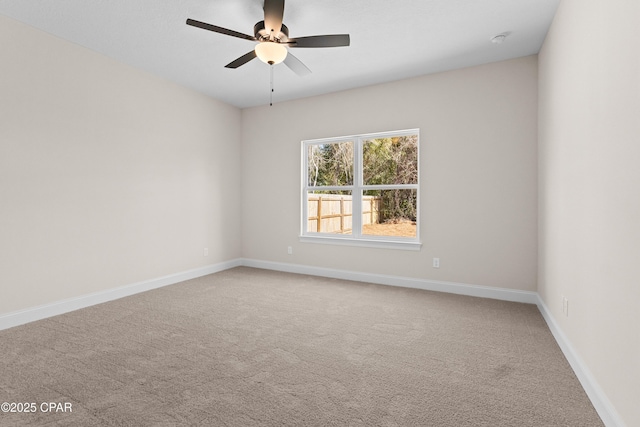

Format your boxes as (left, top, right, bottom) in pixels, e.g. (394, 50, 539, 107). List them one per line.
(363, 135, 418, 185)
(362, 189, 417, 238)
(307, 142, 354, 186)
(307, 191, 352, 234)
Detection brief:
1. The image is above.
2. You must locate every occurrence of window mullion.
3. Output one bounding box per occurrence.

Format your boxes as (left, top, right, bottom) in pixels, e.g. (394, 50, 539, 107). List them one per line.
(362, 184, 418, 191)
(352, 137, 363, 238)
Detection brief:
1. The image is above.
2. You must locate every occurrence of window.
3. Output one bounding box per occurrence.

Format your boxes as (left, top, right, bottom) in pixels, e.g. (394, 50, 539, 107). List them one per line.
(301, 129, 420, 250)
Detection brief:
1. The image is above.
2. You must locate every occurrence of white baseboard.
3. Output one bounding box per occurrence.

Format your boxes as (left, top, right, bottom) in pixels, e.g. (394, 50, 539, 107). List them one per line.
(536, 297, 625, 427)
(0, 259, 242, 331)
(0, 258, 540, 331)
(241, 258, 539, 304)
(0, 257, 622, 426)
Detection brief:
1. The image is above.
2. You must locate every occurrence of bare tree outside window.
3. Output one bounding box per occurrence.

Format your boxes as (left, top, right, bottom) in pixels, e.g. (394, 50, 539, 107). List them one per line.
(307, 142, 354, 187)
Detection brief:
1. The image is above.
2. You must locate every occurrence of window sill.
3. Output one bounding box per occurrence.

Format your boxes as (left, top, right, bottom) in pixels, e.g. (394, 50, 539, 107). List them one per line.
(299, 235, 422, 251)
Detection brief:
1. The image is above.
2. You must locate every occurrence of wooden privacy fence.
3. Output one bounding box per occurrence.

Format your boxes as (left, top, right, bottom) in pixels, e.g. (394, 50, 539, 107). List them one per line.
(307, 194, 381, 233)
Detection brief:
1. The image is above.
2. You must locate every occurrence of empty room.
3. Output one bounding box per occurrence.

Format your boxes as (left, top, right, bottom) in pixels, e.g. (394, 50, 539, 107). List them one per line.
(0, 0, 637, 426)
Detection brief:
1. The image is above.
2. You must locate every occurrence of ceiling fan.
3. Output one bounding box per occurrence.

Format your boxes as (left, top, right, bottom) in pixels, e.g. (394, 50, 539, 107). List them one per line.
(186, 0, 350, 76)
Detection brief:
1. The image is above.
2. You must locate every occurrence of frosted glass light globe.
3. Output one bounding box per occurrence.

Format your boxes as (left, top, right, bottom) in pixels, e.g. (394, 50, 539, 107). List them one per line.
(255, 42, 288, 65)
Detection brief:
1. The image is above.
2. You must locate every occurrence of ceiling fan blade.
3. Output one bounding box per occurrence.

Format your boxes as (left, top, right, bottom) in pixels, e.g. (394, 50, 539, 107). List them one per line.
(287, 34, 350, 48)
(283, 52, 311, 76)
(186, 19, 256, 42)
(225, 50, 258, 69)
(263, 0, 285, 36)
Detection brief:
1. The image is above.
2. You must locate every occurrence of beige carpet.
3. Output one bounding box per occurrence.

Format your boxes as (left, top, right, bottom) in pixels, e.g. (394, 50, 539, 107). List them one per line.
(0, 267, 603, 426)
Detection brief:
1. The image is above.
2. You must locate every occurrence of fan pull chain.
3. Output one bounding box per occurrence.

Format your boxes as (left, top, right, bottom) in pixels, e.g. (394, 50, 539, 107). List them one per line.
(269, 63, 274, 106)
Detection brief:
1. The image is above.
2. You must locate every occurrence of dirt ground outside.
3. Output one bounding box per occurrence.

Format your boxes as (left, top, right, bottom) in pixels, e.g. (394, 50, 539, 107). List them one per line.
(362, 220, 416, 237)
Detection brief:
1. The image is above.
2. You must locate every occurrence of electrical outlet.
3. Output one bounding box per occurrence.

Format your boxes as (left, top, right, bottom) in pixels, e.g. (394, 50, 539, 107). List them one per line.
(433, 258, 440, 268)
(203, 248, 209, 257)
(287, 246, 293, 255)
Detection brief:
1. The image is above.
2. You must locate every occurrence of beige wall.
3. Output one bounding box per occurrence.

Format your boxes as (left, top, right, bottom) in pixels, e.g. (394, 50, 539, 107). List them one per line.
(0, 15, 242, 315)
(241, 56, 538, 291)
(538, 0, 640, 425)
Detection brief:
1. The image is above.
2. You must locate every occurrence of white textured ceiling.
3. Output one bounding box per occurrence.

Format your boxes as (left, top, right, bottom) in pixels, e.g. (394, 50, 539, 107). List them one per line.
(0, 0, 559, 108)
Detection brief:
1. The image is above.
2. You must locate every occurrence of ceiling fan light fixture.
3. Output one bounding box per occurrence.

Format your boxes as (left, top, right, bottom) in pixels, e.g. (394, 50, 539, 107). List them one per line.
(255, 42, 287, 65)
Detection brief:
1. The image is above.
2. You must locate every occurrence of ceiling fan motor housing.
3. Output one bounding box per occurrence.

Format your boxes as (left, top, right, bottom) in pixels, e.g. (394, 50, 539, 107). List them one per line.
(254, 20, 289, 43)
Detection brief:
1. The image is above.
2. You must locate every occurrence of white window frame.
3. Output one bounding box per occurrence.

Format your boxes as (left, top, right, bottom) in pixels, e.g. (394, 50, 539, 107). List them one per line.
(300, 129, 421, 251)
